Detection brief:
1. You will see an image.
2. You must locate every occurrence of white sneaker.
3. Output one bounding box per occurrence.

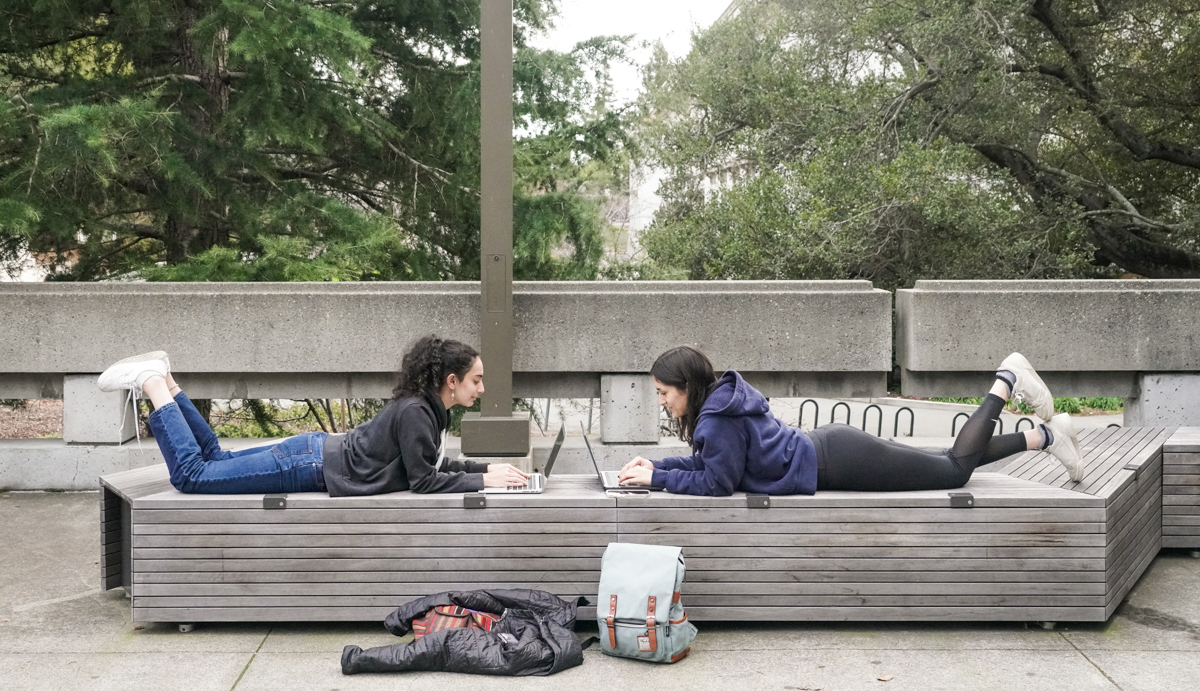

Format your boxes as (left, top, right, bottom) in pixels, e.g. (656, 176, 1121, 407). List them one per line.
(1000, 352, 1054, 420)
(1045, 413, 1085, 482)
(97, 352, 169, 393)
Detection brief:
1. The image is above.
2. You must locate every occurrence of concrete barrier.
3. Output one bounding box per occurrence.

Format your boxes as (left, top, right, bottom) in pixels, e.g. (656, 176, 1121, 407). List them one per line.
(1, 281, 891, 398)
(896, 279, 1200, 424)
(0, 280, 892, 488)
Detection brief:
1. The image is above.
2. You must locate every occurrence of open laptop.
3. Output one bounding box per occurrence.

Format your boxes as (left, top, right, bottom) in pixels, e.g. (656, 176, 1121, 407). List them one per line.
(481, 426, 565, 494)
(581, 422, 663, 491)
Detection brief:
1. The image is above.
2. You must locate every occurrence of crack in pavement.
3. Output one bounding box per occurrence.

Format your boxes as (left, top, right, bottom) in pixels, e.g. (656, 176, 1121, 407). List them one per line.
(12, 588, 101, 613)
(229, 626, 272, 691)
(1060, 632, 1125, 691)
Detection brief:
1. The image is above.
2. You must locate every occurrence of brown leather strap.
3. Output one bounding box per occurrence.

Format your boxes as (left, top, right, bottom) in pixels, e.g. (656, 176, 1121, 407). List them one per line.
(670, 646, 691, 663)
(646, 595, 657, 652)
(672, 591, 681, 603)
(606, 594, 617, 649)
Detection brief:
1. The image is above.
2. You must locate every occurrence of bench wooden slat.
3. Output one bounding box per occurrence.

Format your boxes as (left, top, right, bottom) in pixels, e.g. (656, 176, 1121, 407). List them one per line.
(134, 521, 617, 535)
(616, 521, 1105, 534)
(133, 580, 1105, 597)
(134, 568, 1107, 584)
(129, 590, 1104, 607)
(133, 531, 1107, 549)
(133, 508, 618, 523)
(131, 545, 1107, 560)
(615, 507, 1106, 522)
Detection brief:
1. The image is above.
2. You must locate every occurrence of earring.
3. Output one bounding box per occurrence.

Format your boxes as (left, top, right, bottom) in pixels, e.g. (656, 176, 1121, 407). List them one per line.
(451, 390, 456, 399)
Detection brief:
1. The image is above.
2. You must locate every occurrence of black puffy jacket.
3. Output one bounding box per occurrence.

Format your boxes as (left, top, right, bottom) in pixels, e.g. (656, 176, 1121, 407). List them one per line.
(341, 589, 586, 676)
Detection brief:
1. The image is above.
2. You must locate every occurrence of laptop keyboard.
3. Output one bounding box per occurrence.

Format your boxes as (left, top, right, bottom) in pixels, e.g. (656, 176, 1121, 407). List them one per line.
(512, 474, 542, 491)
(601, 471, 620, 486)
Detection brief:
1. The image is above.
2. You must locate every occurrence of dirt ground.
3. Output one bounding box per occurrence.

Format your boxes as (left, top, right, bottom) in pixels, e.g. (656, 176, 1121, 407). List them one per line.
(0, 399, 63, 439)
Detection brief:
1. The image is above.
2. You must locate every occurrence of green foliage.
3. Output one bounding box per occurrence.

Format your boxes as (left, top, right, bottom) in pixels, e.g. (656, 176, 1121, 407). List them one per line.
(930, 396, 1123, 415)
(637, 0, 1200, 284)
(1053, 397, 1124, 415)
(210, 398, 388, 438)
(0, 0, 633, 282)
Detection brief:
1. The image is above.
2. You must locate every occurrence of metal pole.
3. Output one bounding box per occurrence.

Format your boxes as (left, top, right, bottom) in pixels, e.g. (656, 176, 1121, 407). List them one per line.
(460, 0, 530, 456)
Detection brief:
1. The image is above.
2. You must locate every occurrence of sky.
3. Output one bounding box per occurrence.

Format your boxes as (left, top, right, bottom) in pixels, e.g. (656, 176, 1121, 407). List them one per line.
(529, 0, 735, 105)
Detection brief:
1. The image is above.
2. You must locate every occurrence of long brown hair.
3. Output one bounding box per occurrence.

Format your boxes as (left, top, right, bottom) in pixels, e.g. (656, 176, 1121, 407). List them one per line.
(650, 345, 717, 444)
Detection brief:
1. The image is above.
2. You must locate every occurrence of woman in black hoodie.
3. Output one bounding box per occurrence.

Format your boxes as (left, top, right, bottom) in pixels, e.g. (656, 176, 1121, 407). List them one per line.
(94, 335, 529, 494)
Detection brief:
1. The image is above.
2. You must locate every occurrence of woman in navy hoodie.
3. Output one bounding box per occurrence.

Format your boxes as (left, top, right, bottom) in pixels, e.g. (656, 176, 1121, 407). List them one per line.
(617, 346, 1085, 496)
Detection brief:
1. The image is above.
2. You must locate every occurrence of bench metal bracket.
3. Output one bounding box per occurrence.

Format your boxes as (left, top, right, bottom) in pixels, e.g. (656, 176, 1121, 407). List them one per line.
(747, 494, 770, 509)
(263, 494, 287, 510)
(1122, 462, 1144, 479)
(464, 493, 487, 509)
(948, 492, 974, 508)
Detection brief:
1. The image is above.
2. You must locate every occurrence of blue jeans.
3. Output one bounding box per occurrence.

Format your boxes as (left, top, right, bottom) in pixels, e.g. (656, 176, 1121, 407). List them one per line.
(147, 392, 328, 494)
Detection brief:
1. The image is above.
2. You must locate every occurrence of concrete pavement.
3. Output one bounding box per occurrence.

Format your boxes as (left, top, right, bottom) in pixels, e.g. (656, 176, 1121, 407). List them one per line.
(2, 491, 1197, 691)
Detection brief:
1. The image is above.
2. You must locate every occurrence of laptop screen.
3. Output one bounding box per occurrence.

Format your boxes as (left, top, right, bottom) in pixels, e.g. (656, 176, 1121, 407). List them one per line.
(542, 426, 566, 478)
(580, 421, 606, 480)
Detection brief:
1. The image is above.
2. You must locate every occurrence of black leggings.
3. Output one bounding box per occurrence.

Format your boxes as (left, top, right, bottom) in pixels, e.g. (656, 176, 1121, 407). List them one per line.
(810, 394, 1027, 491)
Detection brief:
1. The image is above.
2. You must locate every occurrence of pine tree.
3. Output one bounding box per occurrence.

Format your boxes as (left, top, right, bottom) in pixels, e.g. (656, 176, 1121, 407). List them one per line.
(0, 0, 631, 281)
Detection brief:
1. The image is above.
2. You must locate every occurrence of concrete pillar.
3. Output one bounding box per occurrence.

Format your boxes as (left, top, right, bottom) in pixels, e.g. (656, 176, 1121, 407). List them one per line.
(1124, 374, 1200, 426)
(63, 375, 137, 444)
(600, 374, 660, 444)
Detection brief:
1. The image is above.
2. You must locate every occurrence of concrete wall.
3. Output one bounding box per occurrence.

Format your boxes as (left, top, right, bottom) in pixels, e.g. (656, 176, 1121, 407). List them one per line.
(0, 281, 893, 399)
(896, 280, 1200, 397)
(0, 280, 892, 488)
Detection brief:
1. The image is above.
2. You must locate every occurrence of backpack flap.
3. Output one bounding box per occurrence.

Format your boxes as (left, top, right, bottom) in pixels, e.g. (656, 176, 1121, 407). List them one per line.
(599, 543, 681, 621)
(597, 543, 693, 662)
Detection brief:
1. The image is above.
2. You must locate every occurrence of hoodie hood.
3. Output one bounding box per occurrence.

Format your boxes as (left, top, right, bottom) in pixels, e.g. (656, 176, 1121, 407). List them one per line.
(701, 370, 771, 417)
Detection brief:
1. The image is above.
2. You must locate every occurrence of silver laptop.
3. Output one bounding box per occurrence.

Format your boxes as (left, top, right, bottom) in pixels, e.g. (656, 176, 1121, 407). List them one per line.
(482, 426, 565, 494)
(581, 422, 663, 491)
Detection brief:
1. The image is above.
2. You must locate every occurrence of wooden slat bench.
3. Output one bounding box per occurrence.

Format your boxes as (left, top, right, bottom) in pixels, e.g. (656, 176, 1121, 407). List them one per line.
(102, 471, 612, 623)
(1164, 428, 1200, 550)
(99, 427, 1176, 625)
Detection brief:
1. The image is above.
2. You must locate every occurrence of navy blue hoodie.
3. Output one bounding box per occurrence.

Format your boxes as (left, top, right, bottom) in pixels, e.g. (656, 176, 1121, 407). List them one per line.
(650, 371, 817, 496)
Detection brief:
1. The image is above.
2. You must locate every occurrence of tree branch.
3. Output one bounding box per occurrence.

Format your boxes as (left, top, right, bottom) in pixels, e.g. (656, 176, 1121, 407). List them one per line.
(973, 143, 1200, 277)
(1026, 0, 1200, 170)
(0, 27, 109, 54)
(133, 73, 204, 89)
(882, 77, 941, 133)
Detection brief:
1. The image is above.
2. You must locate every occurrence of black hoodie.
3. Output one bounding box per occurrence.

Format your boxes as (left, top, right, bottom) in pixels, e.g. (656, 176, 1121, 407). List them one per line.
(321, 393, 488, 495)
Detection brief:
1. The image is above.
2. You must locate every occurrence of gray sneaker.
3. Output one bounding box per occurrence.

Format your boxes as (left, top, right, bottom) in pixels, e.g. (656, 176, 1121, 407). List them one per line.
(1000, 352, 1054, 421)
(1045, 413, 1085, 482)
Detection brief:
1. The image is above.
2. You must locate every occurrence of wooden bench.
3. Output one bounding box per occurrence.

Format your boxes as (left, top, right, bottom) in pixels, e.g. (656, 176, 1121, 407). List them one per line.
(99, 427, 1176, 626)
(1164, 428, 1200, 550)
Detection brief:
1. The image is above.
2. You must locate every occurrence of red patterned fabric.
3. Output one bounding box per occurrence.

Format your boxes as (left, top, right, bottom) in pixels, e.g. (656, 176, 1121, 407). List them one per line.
(411, 605, 500, 640)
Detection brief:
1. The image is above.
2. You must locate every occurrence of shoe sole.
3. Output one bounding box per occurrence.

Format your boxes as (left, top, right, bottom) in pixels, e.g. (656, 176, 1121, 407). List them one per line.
(1046, 414, 1085, 482)
(109, 351, 169, 368)
(1003, 353, 1054, 420)
(1065, 430, 1084, 482)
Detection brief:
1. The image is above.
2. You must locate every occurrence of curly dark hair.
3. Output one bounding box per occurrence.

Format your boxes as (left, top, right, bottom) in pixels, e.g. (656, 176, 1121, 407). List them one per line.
(650, 345, 717, 445)
(392, 335, 480, 400)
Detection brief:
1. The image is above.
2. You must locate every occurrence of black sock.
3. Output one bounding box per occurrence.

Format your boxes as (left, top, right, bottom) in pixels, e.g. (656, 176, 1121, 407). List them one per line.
(995, 370, 1017, 394)
(1037, 423, 1054, 450)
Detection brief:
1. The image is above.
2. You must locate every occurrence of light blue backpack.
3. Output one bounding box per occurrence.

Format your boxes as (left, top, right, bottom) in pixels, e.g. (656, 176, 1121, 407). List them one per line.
(596, 543, 698, 663)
